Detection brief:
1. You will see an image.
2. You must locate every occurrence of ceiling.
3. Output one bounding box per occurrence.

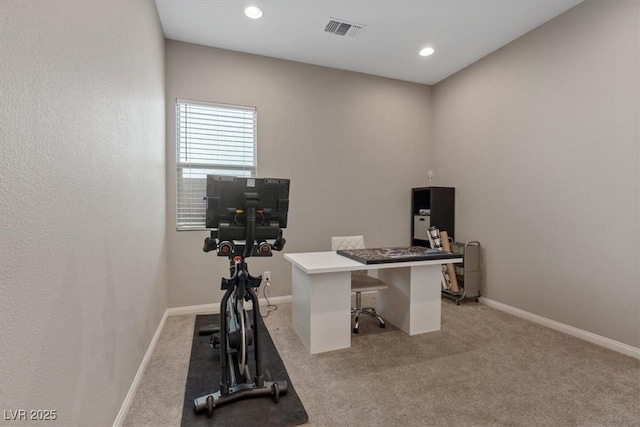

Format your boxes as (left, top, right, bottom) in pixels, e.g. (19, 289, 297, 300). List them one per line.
(154, 0, 583, 85)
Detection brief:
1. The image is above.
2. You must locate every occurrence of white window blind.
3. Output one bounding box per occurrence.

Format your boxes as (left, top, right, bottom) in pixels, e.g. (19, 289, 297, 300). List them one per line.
(176, 99, 257, 230)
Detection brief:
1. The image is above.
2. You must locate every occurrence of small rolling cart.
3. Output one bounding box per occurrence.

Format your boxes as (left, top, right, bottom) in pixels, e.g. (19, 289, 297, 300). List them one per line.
(441, 241, 481, 305)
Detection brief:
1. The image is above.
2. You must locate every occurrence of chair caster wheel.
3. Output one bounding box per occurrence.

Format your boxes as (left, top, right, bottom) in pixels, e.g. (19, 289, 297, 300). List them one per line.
(379, 323, 386, 328)
(353, 327, 359, 333)
(206, 395, 214, 418)
(271, 382, 280, 403)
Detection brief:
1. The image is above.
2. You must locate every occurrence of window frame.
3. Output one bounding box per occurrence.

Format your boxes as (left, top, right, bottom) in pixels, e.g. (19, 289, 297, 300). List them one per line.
(175, 98, 257, 231)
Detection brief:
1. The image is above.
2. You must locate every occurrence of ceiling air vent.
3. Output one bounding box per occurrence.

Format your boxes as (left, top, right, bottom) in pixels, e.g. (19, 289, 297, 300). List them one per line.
(324, 18, 365, 38)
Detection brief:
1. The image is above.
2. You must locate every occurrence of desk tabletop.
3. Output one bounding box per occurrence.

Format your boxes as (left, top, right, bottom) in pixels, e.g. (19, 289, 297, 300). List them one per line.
(284, 251, 462, 274)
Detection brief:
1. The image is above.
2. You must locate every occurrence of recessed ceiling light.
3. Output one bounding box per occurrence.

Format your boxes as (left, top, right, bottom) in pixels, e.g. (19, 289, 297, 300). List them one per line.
(244, 6, 263, 19)
(419, 47, 435, 57)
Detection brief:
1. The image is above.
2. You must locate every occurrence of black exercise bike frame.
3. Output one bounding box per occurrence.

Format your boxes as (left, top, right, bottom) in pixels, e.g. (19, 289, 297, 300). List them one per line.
(193, 204, 287, 417)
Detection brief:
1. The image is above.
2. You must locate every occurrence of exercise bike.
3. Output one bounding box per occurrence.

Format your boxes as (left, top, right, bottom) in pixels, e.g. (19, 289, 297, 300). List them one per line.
(193, 176, 290, 419)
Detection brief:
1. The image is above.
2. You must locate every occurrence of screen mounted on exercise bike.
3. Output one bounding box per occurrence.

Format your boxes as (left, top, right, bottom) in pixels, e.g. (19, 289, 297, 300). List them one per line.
(204, 175, 290, 257)
(205, 175, 290, 229)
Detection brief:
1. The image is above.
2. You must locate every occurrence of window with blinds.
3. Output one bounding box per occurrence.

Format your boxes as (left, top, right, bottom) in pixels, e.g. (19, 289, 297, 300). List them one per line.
(176, 99, 257, 230)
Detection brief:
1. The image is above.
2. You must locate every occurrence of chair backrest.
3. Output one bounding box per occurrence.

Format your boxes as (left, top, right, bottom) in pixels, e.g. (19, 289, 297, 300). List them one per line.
(332, 235, 385, 287)
(331, 235, 365, 251)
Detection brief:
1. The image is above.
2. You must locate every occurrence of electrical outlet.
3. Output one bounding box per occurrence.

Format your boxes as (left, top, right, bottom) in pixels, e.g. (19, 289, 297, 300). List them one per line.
(263, 271, 271, 282)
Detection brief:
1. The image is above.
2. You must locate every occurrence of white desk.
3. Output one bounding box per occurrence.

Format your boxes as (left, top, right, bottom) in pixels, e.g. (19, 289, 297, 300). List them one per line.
(284, 251, 462, 354)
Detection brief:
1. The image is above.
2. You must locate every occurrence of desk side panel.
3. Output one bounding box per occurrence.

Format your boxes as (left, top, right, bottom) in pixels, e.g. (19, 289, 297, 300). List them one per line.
(409, 264, 442, 335)
(292, 266, 312, 351)
(291, 266, 351, 354)
(309, 272, 351, 354)
(378, 264, 442, 335)
(377, 267, 411, 333)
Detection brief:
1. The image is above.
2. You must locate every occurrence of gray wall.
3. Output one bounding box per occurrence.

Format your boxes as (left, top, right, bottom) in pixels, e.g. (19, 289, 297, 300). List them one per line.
(432, 0, 639, 347)
(0, 1, 167, 426)
(165, 41, 433, 308)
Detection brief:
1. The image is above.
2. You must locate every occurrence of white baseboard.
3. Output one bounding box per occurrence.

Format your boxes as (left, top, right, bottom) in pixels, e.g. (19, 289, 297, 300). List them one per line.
(479, 297, 640, 360)
(112, 309, 169, 427)
(166, 295, 293, 316)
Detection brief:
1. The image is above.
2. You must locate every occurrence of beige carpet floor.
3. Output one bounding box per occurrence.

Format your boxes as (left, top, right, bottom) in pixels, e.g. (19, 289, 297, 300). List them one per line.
(124, 295, 640, 426)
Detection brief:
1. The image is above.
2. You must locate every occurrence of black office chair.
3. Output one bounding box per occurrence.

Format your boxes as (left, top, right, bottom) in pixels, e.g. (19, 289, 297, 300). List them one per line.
(331, 235, 387, 333)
